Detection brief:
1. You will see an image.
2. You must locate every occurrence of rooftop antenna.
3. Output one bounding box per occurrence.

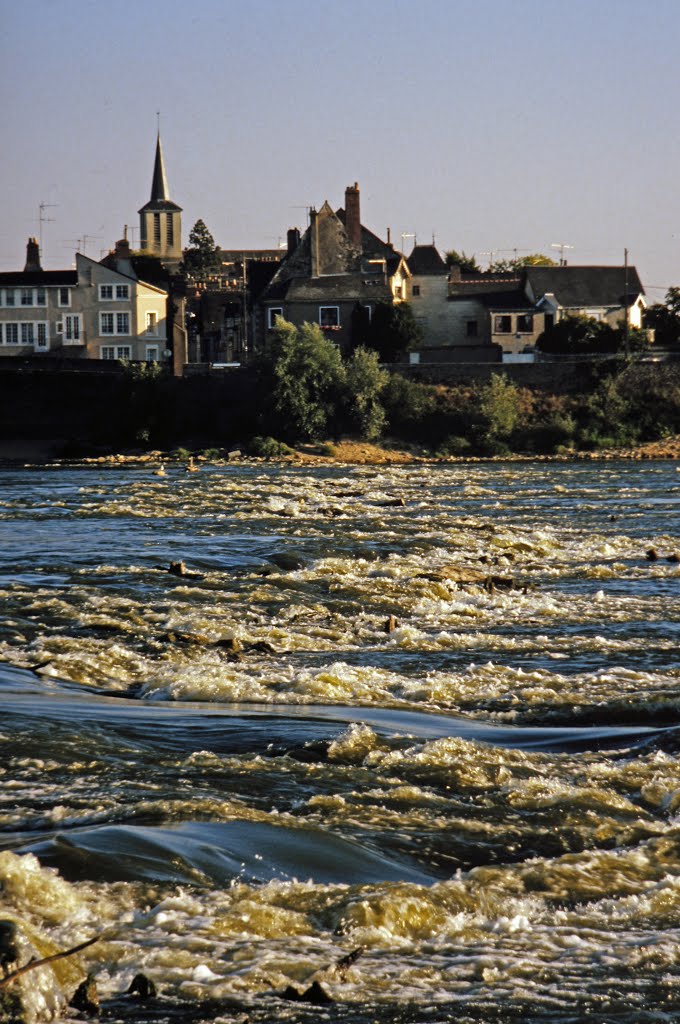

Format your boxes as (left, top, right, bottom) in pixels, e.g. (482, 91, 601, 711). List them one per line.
(38, 200, 58, 258)
(551, 242, 574, 266)
(60, 233, 103, 257)
(291, 205, 313, 226)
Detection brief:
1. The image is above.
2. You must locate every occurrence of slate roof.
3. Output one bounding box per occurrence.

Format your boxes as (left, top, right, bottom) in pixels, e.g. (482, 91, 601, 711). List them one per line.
(449, 272, 523, 299)
(407, 245, 447, 276)
(0, 270, 77, 286)
(268, 274, 392, 303)
(525, 266, 644, 308)
(138, 133, 182, 213)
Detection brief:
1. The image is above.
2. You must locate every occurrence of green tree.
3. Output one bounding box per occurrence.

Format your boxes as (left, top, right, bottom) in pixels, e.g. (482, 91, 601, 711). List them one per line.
(269, 319, 345, 441)
(489, 253, 557, 272)
(478, 374, 524, 444)
(368, 302, 423, 362)
(536, 315, 619, 355)
(343, 347, 388, 439)
(445, 249, 480, 273)
(182, 219, 221, 279)
(643, 287, 680, 349)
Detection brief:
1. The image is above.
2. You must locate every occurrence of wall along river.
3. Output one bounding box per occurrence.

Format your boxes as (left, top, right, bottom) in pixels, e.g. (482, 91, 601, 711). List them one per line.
(0, 458, 678, 1023)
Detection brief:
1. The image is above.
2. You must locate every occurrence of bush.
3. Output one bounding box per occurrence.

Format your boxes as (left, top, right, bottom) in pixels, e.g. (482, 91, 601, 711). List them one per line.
(342, 347, 388, 439)
(249, 436, 292, 458)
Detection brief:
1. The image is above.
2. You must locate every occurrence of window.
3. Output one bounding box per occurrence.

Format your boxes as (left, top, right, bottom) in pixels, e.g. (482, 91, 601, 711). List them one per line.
(21, 289, 33, 306)
(101, 345, 131, 360)
(99, 284, 113, 300)
(267, 307, 283, 329)
(319, 306, 340, 329)
(5, 323, 18, 344)
(36, 288, 46, 306)
(63, 314, 81, 342)
(153, 213, 161, 246)
(516, 314, 534, 333)
(58, 287, 70, 307)
(145, 312, 158, 334)
(21, 323, 34, 344)
(412, 285, 421, 296)
(115, 284, 129, 300)
(4, 289, 15, 306)
(494, 315, 512, 334)
(100, 312, 129, 335)
(166, 213, 174, 247)
(36, 323, 48, 350)
(465, 320, 478, 338)
(145, 345, 159, 362)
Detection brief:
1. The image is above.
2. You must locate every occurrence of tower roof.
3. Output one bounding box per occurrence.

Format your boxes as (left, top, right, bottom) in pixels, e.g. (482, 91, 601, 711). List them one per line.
(151, 133, 169, 201)
(138, 133, 182, 213)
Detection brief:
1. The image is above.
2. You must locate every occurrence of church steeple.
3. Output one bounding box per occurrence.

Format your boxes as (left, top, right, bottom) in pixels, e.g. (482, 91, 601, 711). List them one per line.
(138, 129, 182, 267)
(150, 133, 170, 202)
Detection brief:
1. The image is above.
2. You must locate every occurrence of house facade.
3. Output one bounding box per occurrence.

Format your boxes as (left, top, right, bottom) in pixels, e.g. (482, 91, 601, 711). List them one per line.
(406, 260, 646, 360)
(255, 184, 409, 354)
(0, 238, 170, 363)
(0, 239, 78, 357)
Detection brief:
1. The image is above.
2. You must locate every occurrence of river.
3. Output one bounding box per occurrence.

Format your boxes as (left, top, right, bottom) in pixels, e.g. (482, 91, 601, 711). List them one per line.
(0, 458, 678, 1023)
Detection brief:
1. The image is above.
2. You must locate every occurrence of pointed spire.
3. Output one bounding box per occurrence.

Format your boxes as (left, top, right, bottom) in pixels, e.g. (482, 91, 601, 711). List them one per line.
(150, 133, 169, 202)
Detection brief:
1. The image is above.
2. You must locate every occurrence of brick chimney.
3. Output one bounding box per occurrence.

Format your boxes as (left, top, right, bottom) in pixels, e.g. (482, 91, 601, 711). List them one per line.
(114, 237, 132, 259)
(287, 227, 300, 255)
(309, 207, 319, 277)
(345, 182, 361, 248)
(24, 237, 42, 272)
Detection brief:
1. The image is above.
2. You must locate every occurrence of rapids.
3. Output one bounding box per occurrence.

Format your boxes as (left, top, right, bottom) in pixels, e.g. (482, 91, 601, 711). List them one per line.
(0, 459, 678, 1022)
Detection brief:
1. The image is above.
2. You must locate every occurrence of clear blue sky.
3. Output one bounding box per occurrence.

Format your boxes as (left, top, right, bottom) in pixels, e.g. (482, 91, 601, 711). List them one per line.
(2, 0, 678, 299)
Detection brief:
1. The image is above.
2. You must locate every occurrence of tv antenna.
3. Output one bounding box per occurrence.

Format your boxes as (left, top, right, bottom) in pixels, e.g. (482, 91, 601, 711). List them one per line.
(291, 205, 313, 225)
(38, 200, 58, 258)
(551, 242, 574, 266)
(60, 233, 103, 256)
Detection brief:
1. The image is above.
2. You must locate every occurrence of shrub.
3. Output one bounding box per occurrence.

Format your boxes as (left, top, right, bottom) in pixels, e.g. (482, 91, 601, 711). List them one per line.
(342, 347, 388, 439)
(249, 436, 292, 458)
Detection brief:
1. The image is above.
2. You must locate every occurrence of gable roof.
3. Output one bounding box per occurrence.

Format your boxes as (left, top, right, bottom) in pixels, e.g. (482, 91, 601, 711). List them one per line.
(525, 265, 644, 308)
(407, 244, 447, 276)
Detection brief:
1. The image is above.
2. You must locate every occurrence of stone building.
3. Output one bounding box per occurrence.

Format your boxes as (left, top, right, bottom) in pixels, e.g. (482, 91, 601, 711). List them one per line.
(255, 183, 409, 354)
(138, 133, 183, 269)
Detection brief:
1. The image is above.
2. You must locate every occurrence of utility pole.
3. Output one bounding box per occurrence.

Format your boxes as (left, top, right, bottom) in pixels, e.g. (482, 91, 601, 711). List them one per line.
(624, 247, 629, 348)
(480, 251, 494, 269)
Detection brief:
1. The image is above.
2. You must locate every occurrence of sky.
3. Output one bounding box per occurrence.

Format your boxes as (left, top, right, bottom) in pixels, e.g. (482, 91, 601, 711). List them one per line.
(2, 0, 679, 300)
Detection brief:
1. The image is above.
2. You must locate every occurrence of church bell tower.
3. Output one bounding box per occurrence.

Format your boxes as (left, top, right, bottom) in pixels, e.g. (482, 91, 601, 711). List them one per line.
(138, 132, 182, 267)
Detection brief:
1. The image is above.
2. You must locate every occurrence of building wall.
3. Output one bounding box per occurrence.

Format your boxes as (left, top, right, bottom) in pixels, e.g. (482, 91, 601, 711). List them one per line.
(140, 208, 182, 264)
(0, 282, 80, 357)
(408, 274, 451, 345)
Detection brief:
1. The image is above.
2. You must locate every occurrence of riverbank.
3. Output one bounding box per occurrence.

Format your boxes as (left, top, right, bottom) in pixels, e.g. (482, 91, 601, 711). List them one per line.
(1, 434, 679, 468)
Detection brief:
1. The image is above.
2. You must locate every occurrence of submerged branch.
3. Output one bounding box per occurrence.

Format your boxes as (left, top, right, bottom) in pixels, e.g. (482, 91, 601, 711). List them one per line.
(0, 934, 101, 990)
